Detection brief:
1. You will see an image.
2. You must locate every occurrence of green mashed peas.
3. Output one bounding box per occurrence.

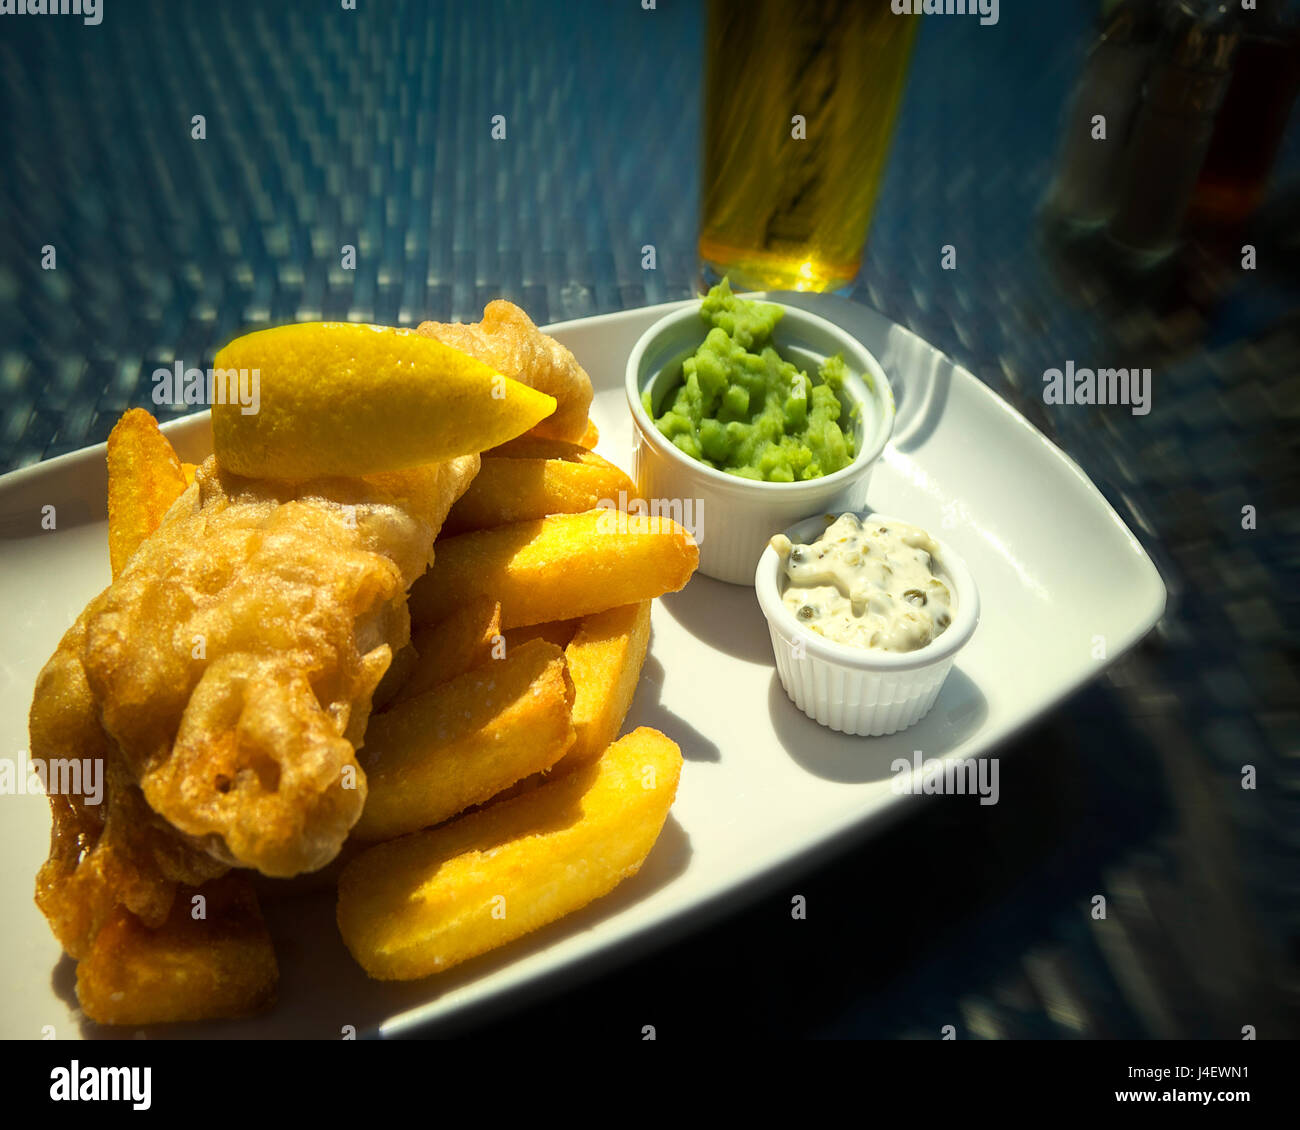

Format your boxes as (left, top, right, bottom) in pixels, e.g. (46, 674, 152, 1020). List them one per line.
(644, 280, 858, 482)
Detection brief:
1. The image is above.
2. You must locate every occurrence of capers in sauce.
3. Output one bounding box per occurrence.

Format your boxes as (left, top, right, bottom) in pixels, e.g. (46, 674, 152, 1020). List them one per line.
(769, 514, 953, 653)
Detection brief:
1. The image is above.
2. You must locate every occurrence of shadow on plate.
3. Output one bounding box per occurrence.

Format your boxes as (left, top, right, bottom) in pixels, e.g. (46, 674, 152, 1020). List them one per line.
(658, 576, 770, 664)
(626, 651, 721, 763)
(50, 953, 78, 1021)
(767, 667, 989, 784)
(0, 498, 101, 539)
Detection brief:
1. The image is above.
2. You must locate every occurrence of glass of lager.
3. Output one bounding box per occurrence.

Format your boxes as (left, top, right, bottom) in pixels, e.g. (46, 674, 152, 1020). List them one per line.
(698, 0, 918, 293)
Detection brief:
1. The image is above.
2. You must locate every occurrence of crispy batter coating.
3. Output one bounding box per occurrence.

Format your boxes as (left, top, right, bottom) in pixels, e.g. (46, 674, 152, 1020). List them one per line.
(418, 301, 594, 443)
(32, 454, 480, 971)
(75, 454, 478, 877)
(32, 610, 228, 960)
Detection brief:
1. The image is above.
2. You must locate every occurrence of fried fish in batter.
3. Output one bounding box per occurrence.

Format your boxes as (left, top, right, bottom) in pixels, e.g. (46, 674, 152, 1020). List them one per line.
(31, 608, 228, 960)
(38, 453, 479, 893)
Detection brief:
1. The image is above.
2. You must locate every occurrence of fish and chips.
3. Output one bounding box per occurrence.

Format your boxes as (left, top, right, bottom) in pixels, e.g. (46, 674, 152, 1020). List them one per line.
(29, 301, 697, 1025)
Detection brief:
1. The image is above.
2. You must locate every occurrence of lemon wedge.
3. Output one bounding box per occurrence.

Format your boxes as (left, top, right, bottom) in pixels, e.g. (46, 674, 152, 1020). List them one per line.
(211, 322, 557, 479)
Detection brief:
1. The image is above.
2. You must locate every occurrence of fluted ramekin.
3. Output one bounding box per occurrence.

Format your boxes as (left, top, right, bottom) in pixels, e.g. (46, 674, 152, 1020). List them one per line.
(755, 512, 980, 736)
(626, 301, 895, 585)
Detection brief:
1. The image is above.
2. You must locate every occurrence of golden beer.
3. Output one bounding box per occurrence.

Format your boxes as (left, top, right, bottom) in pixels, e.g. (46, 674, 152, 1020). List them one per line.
(699, 1, 918, 292)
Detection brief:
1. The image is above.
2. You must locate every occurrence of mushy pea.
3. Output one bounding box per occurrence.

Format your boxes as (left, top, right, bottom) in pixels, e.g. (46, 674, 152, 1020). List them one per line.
(644, 280, 858, 482)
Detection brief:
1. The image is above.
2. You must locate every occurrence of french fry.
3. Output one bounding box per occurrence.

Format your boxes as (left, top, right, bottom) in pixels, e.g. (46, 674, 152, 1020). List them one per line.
(393, 596, 501, 704)
(371, 643, 418, 711)
(75, 874, 277, 1025)
(442, 454, 635, 534)
(513, 415, 597, 450)
(485, 602, 648, 800)
(408, 509, 698, 629)
(353, 638, 574, 841)
(563, 601, 652, 768)
(483, 435, 593, 461)
(106, 408, 189, 578)
(501, 617, 580, 652)
(337, 727, 682, 980)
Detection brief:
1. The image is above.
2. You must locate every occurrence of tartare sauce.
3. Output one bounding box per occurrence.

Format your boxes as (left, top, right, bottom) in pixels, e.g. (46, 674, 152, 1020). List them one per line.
(770, 514, 952, 652)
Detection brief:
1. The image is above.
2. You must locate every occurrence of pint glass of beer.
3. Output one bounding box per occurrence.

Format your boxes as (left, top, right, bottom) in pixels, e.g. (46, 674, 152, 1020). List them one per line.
(698, 1, 918, 293)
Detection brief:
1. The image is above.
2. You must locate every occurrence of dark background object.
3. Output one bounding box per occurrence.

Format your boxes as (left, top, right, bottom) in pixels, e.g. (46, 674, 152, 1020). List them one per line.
(0, 0, 1296, 1039)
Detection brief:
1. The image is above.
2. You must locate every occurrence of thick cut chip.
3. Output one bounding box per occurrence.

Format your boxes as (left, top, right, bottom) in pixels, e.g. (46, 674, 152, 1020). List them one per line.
(337, 727, 682, 980)
(442, 454, 635, 534)
(393, 596, 501, 704)
(354, 638, 574, 841)
(486, 603, 648, 799)
(212, 322, 555, 479)
(106, 408, 188, 578)
(563, 601, 653, 767)
(417, 301, 593, 443)
(75, 874, 277, 1026)
(371, 642, 418, 712)
(501, 618, 580, 652)
(577, 418, 599, 449)
(484, 435, 593, 462)
(409, 509, 698, 629)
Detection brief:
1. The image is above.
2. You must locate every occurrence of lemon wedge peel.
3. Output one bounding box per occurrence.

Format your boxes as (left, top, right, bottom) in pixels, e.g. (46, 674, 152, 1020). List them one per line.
(212, 322, 557, 480)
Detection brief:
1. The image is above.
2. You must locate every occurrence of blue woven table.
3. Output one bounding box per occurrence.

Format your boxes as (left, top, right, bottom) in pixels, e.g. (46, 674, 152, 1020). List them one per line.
(1, 0, 1295, 1039)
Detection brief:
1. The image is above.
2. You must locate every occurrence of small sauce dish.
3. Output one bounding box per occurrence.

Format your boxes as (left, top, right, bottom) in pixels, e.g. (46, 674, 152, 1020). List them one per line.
(755, 511, 980, 736)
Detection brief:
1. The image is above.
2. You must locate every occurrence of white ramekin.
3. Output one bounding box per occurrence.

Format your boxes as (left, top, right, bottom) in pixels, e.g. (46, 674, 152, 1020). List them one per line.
(625, 301, 895, 585)
(755, 512, 980, 737)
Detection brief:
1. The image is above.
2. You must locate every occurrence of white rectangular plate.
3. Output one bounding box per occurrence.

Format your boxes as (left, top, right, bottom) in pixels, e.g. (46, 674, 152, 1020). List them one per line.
(0, 296, 1164, 1039)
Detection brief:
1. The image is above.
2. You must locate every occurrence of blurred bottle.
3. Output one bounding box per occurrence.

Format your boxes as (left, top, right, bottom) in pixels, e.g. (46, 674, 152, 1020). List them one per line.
(698, 1, 917, 294)
(1107, 0, 1239, 263)
(1041, 0, 1164, 230)
(1189, 0, 1299, 228)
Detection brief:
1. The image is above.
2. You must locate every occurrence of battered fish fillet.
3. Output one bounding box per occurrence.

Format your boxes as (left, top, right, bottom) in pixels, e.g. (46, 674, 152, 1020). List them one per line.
(417, 300, 594, 443)
(32, 452, 479, 942)
(32, 610, 228, 959)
